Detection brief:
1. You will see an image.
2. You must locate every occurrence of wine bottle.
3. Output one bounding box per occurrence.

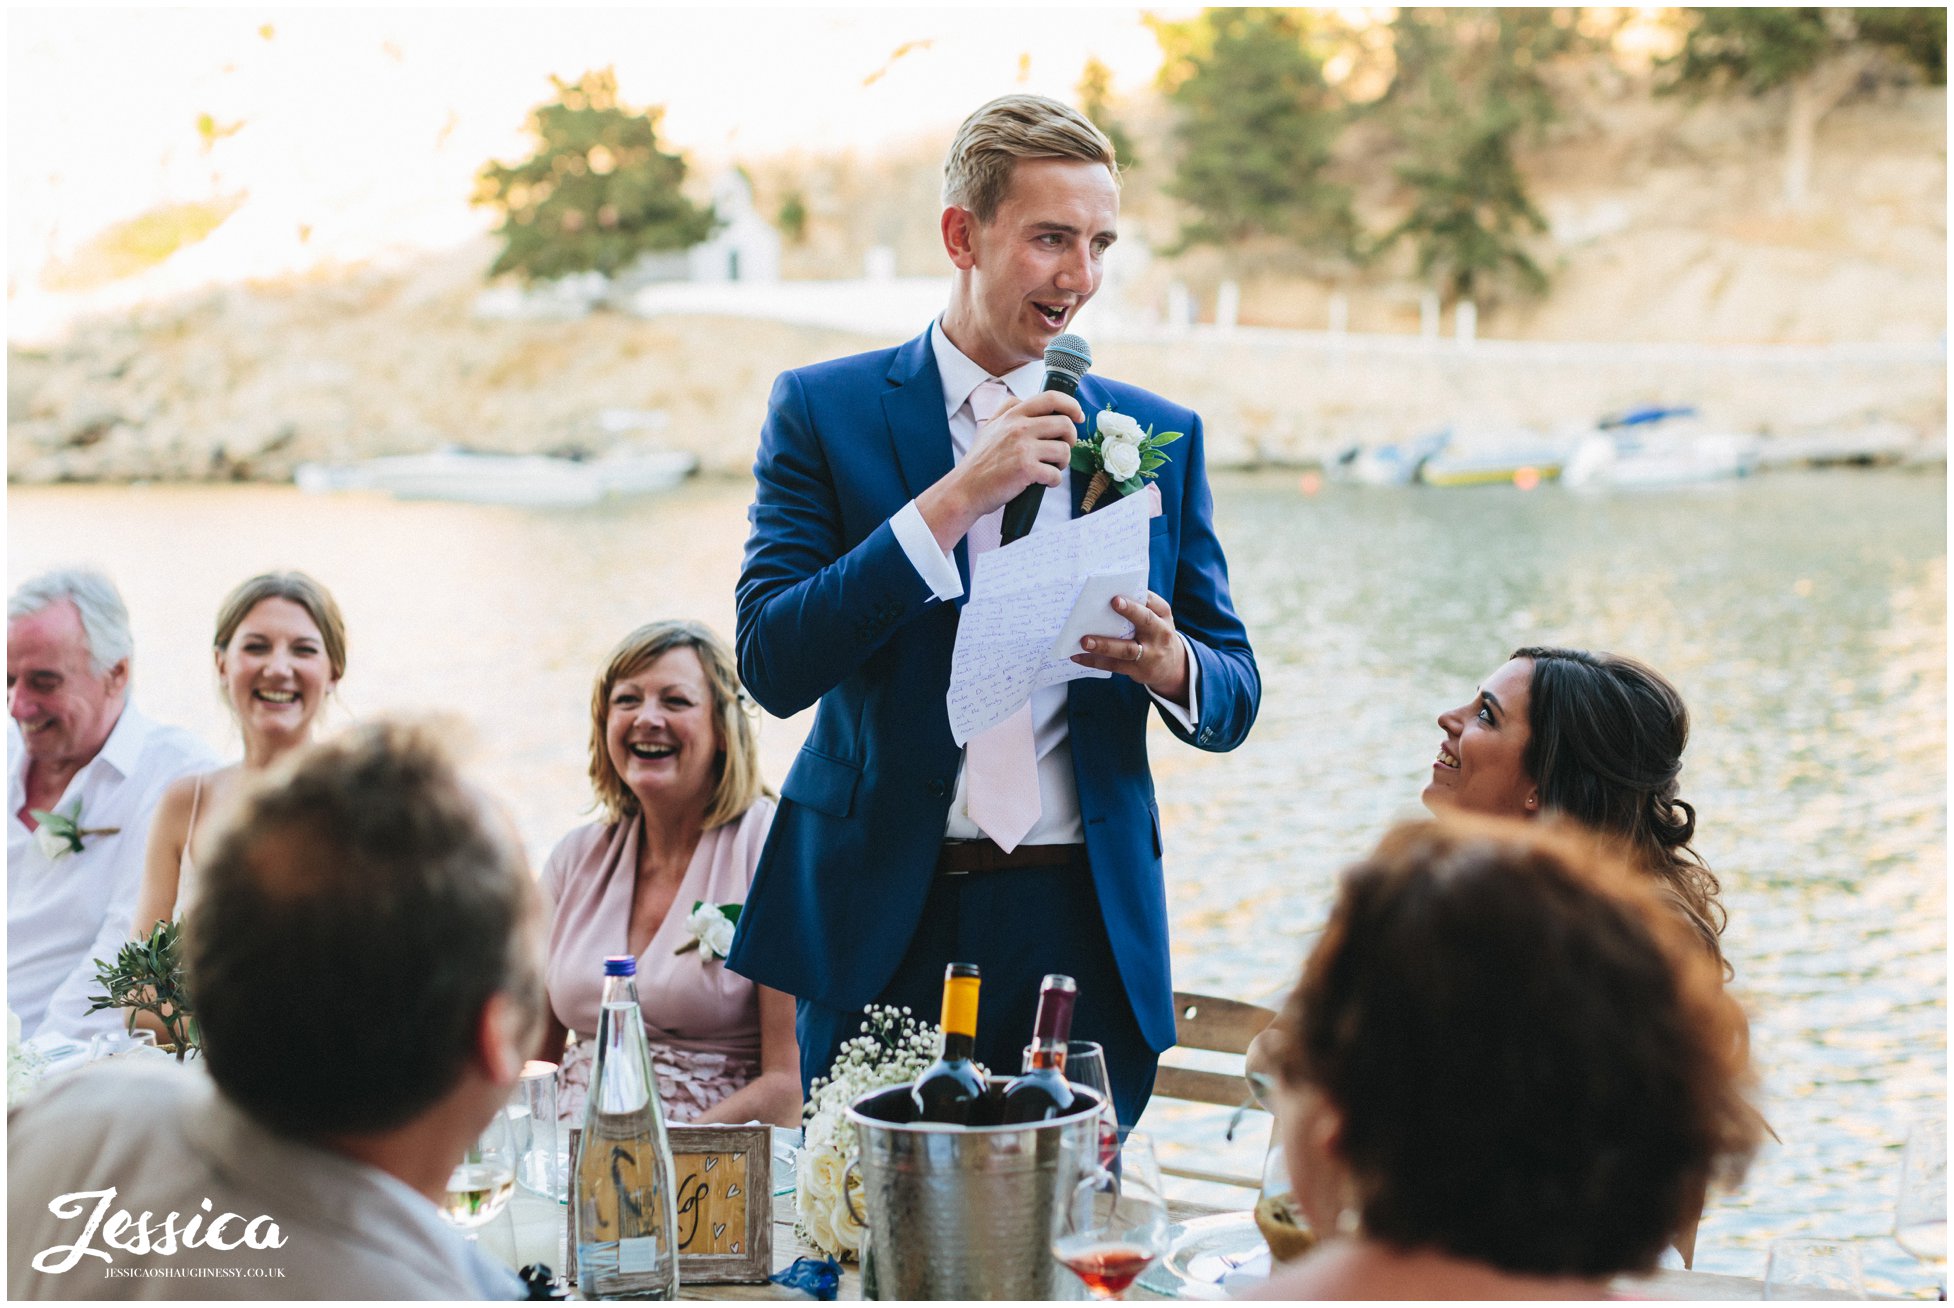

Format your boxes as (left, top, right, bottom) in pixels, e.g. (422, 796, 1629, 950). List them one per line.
(574, 955, 681, 1299)
(1002, 974, 1078, 1123)
(911, 962, 985, 1124)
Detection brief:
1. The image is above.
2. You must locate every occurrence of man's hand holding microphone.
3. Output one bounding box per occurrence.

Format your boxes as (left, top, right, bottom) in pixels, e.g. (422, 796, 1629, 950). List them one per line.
(916, 389, 1083, 553)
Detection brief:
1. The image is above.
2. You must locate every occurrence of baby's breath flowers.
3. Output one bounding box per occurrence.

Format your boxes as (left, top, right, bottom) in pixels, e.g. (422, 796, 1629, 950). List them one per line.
(795, 1004, 982, 1260)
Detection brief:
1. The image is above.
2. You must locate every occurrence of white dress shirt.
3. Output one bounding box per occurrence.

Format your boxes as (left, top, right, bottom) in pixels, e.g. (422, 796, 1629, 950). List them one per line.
(8, 1059, 522, 1299)
(8, 705, 214, 1040)
(888, 321, 1201, 844)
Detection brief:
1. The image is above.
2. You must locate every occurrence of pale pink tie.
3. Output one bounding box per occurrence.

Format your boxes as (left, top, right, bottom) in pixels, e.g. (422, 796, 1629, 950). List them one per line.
(963, 379, 1041, 852)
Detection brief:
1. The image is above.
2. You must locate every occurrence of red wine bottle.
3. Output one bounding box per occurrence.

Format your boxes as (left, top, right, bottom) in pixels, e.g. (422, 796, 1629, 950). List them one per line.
(1001, 973, 1078, 1123)
(911, 962, 984, 1124)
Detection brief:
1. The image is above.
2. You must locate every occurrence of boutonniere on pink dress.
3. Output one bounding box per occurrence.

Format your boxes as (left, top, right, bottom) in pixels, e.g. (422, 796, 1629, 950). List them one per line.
(1073, 408, 1183, 514)
(674, 900, 742, 962)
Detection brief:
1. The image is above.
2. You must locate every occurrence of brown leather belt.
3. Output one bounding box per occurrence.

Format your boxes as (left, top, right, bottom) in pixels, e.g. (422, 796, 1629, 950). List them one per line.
(936, 840, 1087, 875)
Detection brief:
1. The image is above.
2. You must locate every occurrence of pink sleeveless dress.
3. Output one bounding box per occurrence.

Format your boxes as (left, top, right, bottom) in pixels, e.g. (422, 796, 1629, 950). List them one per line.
(542, 799, 774, 1123)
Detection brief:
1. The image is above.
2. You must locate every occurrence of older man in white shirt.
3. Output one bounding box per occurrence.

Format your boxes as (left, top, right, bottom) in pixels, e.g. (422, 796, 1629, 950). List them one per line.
(7, 569, 212, 1041)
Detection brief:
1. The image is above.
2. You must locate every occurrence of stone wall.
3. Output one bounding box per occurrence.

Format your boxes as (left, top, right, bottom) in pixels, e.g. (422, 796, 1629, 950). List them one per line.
(9, 293, 1941, 484)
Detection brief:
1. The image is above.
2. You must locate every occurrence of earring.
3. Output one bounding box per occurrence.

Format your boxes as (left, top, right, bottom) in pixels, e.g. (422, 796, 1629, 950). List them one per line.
(1331, 1175, 1363, 1236)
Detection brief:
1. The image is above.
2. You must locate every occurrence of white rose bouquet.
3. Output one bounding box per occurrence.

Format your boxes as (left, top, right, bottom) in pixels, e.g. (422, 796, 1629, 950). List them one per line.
(795, 1005, 960, 1261)
(1072, 408, 1184, 513)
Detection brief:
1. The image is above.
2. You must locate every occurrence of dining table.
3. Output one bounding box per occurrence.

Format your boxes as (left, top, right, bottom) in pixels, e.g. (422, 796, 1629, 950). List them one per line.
(482, 1152, 1819, 1302)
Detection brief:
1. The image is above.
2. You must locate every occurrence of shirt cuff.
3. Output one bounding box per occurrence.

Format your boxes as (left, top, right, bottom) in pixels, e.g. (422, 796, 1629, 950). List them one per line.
(891, 500, 963, 602)
(1148, 634, 1201, 730)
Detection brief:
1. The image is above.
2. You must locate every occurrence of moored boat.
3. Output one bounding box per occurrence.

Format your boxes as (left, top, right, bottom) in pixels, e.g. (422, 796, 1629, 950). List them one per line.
(294, 446, 697, 507)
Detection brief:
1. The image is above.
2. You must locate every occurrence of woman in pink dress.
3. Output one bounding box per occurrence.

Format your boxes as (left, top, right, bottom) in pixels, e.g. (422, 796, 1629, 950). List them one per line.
(538, 620, 801, 1126)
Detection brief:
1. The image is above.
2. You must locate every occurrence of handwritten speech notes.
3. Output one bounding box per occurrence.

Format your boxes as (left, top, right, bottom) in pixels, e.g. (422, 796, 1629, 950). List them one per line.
(948, 489, 1152, 744)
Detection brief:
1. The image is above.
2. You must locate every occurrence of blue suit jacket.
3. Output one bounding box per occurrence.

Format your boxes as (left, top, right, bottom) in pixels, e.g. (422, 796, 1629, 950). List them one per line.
(725, 328, 1259, 1053)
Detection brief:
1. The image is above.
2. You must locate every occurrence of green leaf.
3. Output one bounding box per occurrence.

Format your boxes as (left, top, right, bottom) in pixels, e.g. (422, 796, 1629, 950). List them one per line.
(721, 903, 743, 926)
(1148, 429, 1185, 448)
(1139, 453, 1166, 472)
(1069, 445, 1098, 473)
(1117, 476, 1145, 496)
(27, 809, 60, 826)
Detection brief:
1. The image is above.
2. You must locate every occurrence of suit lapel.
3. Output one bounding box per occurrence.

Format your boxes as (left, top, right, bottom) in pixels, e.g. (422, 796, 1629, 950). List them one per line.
(883, 330, 954, 504)
(1070, 376, 1108, 519)
(882, 328, 973, 596)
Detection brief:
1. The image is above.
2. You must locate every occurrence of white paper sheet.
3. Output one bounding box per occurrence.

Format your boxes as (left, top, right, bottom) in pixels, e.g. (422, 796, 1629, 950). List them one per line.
(948, 491, 1153, 744)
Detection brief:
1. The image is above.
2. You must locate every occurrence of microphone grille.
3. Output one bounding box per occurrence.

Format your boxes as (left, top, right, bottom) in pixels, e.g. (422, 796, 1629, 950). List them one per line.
(1043, 333, 1092, 382)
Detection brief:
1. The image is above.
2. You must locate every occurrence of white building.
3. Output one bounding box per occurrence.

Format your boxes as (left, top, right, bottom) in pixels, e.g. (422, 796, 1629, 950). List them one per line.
(685, 170, 780, 285)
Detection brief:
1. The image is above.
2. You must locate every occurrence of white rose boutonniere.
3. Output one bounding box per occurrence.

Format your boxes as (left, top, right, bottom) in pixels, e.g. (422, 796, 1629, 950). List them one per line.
(1073, 408, 1185, 513)
(27, 801, 119, 862)
(1101, 439, 1142, 482)
(1095, 410, 1147, 447)
(32, 824, 70, 862)
(674, 900, 741, 962)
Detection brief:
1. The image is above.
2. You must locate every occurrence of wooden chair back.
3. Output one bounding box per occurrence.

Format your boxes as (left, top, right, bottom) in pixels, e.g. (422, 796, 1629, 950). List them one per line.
(1151, 991, 1278, 1190)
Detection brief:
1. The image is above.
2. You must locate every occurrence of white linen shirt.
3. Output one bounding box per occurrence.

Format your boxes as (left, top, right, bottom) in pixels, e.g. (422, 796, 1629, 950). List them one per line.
(8, 1059, 522, 1299)
(888, 321, 1201, 845)
(8, 705, 214, 1040)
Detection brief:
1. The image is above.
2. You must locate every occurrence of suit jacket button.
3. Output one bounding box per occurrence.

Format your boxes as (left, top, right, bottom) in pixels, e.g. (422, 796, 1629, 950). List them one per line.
(927, 779, 947, 798)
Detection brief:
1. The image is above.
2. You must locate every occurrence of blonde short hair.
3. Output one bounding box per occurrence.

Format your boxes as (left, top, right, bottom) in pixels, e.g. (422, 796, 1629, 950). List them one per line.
(587, 620, 771, 829)
(942, 93, 1118, 222)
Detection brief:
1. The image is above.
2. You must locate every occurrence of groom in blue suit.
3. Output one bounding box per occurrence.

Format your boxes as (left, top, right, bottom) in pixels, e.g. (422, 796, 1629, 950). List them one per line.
(727, 94, 1258, 1128)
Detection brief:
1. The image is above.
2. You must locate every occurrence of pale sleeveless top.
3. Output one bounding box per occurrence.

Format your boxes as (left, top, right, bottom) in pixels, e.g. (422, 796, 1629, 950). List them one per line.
(175, 775, 205, 918)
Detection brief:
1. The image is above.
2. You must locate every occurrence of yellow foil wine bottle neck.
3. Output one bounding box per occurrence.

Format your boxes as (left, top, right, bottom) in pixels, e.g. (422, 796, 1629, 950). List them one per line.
(940, 974, 981, 1038)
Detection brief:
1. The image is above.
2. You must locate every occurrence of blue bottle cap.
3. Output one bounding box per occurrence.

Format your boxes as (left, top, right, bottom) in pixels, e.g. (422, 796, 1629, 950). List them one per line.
(604, 955, 637, 976)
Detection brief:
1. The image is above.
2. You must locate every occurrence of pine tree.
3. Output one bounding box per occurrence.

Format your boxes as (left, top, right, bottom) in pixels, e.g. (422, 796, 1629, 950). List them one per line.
(473, 69, 718, 283)
(1370, 8, 1586, 305)
(1077, 57, 1139, 173)
(1665, 8, 1946, 208)
(1151, 8, 1356, 259)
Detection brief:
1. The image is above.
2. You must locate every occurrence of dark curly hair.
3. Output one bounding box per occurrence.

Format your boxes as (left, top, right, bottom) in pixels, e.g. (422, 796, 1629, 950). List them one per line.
(1512, 646, 1725, 969)
(1275, 816, 1761, 1278)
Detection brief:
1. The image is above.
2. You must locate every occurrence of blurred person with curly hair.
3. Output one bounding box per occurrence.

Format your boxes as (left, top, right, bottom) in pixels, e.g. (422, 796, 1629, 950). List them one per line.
(1248, 815, 1762, 1300)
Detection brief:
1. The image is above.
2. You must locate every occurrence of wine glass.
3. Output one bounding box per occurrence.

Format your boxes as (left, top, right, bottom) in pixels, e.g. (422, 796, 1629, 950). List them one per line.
(1053, 1130, 1172, 1300)
(1895, 1119, 1947, 1286)
(1762, 1238, 1865, 1300)
(442, 1110, 518, 1241)
(1253, 1136, 1315, 1265)
(1061, 1040, 1121, 1168)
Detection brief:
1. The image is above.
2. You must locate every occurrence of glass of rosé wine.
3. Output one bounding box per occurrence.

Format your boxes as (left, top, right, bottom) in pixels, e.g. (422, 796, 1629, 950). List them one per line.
(1053, 1131, 1171, 1300)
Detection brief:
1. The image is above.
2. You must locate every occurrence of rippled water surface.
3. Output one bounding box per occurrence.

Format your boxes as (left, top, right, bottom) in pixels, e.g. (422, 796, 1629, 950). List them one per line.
(9, 470, 1944, 1292)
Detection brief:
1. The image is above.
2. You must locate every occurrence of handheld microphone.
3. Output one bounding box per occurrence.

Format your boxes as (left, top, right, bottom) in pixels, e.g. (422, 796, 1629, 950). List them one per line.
(1000, 334, 1093, 545)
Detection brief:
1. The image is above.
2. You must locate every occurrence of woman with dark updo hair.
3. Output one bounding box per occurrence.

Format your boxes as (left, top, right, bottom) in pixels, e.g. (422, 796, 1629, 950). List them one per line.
(1421, 646, 1726, 971)
(1250, 645, 1741, 1267)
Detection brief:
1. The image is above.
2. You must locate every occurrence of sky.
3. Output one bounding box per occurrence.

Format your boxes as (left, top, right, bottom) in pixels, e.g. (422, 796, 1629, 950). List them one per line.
(7, 6, 1192, 295)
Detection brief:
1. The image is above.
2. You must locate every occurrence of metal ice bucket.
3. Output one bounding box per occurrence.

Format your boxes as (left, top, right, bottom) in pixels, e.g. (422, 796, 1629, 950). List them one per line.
(845, 1078, 1102, 1300)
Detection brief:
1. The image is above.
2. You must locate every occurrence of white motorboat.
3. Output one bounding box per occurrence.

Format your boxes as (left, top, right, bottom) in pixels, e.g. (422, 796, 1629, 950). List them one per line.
(294, 446, 697, 508)
(1561, 407, 1758, 488)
